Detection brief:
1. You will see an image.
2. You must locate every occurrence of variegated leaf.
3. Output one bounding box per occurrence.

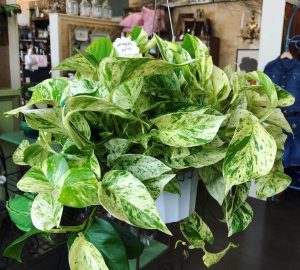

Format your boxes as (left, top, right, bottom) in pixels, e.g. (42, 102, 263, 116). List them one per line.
(223, 115, 277, 192)
(203, 243, 238, 267)
(180, 212, 214, 249)
(53, 53, 96, 75)
(165, 146, 227, 169)
(69, 112, 91, 140)
(112, 78, 143, 109)
(42, 154, 69, 189)
(98, 170, 171, 235)
(23, 143, 49, 167)
(227, 109, 253, 129)
(246, 71, 278, 107)
(17, 166, 53, 193)
(275, 84, 295, 107)
(143, 174, 176, 200)
(98, 56, 196, 90)
(59, 168, 99, 208)
(199, 165, 226, 206)
(256, 162, 291, 199)
(13, 140, 30, 165)
(31, 192, 63, 231)
(23, 108, 65, 135)
(265, 125, 287, 150)
(104, 138, 132, 155)
(207, 66, 231, 102)
(163, 178, 181, 195)
(63, 96, 142, 149)
(67, 79, 109, 100)
(113, 154, 171, 181)
(129, 26, 149, 52)
(151, 111, 226, 147)
(69, 234, 109, 270)
(252, 107, 292, 133)
(222, 183, 252, 236)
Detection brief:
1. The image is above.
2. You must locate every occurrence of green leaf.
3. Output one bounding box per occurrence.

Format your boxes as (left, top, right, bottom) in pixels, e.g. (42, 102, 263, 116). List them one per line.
(98, 170, 171, 235)
(23, 143, 49, 166)
(85, 217, 129, 270)
(23, 108, 65, 134)
(222, 183, 252, 236)
(3, 228, 41, 263)
(265, 125, 287, 150)
(163, 178, 181, 195)
(105, 219, 144, 259)
(112, 78, 143, 109)
(68, 79, 109, 100)
(129, 26, 148, 51)
(256, 162, 291, 199)
(69, 112, 91, 140)
(69, 234, 109, 270)
(180, 212, 214, 249)
(143, 174, 176, 200)
(63, 96, 142, 149)
(165, 146, 227, 169)
(113, 154, 171, 181)
(203, 243, 238, 267)
(59, 168, 99, 208)
(17, 166, 53, 193)
(151, 111, 226, 147)
(43, 154, 69, 189)
(85, 37, 113, 63)
(53, 53, 96, 75)
(223, 115, 277, 192)
(246, 71, 278, 107)
(98, 56, 196, 90)
(275, 84, 295, 107)
(13, 140, 30, 165)
(252, 107, 292, 133)
(104, 138, 132, 156)
(31, 192, 63, 231)
(199, 165, 226, 206)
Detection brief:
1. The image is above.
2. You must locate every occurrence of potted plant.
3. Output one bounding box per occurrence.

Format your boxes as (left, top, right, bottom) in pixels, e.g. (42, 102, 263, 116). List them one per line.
(3, 26, 294, 268)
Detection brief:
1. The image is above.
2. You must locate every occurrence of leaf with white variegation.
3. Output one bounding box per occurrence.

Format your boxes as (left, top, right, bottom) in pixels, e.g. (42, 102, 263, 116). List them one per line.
(143, 174, 176, 200)
(203, 243, 238, 267)
(17, 166, 53, 193)
(113, 154, 171, 181)
(98, 56, 196, 90)
(112, 78, 143, 109)
(151, 111, 226, 147)
(265, 125, 287, 150)
(252, 107, 292, 133)
(23, 143, 49, 167)
(69, 234, 109, 270)
(223, 114, 277, 192)
(256, 162, 291, 199)
(13, 140, 30, 165)
(275, 84, 295, 107)
(23, 108, 65, 135)
(246, 71, 278, 107)
(165, 145, 227, 169)
(199, 165, 226, 206)
(98, 170, 171, 235)
(58, 168, 99, 208)
(31, 192, 63, 231)
(180, 212, 214, 249)
(163, 179, 181, 195)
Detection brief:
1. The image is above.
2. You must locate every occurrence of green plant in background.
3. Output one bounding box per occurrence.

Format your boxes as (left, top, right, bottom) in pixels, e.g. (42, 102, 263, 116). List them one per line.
(0, 4, 21, 26)
(3, 26, 294, 268)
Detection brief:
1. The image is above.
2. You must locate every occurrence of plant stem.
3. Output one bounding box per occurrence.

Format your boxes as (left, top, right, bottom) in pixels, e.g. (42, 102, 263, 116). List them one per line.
(83, 206, 98, 234)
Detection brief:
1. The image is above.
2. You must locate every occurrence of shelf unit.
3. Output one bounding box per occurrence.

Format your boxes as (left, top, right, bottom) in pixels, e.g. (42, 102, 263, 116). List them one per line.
(18, 16, 51, 85)
(162, 0, 240, 8)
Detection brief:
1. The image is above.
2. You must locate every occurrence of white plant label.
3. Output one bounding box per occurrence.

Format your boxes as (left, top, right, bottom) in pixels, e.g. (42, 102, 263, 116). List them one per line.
(113, 37, 140, 57)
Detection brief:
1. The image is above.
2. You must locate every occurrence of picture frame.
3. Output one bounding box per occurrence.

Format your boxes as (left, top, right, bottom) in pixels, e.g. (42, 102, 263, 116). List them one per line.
(236, 49, 259, 73)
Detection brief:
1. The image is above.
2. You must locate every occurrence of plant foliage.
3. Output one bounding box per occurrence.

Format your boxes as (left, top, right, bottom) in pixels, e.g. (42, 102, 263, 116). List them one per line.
(4, 27, 294, 268)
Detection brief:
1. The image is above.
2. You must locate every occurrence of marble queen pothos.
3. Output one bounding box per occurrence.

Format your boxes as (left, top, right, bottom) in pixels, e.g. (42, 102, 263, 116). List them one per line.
(3, 26, 294, 269)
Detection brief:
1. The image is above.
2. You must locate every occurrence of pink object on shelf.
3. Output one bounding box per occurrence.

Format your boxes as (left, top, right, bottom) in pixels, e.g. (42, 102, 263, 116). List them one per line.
(120, 12, 143, 31)
(33, 55, 48, 68)
(142, 7, 166, 36)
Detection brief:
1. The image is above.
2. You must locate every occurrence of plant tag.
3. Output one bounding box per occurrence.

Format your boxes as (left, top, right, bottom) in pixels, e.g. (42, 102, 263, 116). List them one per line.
(113, 36, 140, 57)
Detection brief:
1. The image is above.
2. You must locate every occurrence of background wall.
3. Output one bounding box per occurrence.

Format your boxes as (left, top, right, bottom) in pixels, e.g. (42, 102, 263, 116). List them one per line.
(171, 0, 262, 68)
(0, 0, 11, 87)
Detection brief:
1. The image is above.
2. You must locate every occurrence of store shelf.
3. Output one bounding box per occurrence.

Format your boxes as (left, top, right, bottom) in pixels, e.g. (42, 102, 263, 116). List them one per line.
(162, 0, 239, 8)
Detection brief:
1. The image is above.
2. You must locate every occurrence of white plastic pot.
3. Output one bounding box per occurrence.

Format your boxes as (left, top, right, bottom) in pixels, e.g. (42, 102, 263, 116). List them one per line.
(155, 169, 198, 224)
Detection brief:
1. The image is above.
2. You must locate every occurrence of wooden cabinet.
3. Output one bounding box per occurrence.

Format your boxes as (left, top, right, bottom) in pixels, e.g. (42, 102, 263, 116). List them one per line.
(49, 13, 122, 77)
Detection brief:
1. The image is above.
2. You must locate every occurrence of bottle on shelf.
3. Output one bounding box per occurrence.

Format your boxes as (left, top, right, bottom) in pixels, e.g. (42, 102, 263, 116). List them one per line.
(66, 0, 79, 16)
(91, 0, 102, 18)
(79, 0, 91, 17)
